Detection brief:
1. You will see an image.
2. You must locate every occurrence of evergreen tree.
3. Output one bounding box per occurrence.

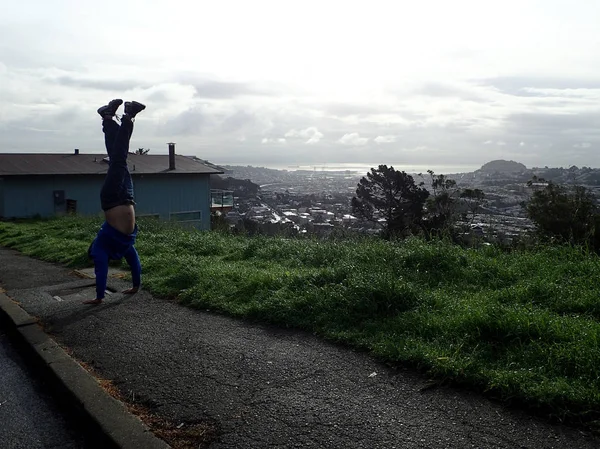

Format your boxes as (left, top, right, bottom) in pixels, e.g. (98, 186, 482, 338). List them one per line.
(352, 165, 429, 238)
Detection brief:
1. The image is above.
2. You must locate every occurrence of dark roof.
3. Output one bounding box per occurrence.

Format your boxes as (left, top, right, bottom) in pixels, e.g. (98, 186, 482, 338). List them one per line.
(0, 153, 223, 176)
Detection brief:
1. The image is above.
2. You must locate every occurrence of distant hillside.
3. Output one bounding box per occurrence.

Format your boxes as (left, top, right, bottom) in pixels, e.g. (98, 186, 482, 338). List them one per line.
(480, 160, 527, 173)
(211, 174, 260, 197)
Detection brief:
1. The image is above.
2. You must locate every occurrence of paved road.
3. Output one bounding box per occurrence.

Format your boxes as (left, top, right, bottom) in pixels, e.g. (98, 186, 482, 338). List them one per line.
(0, 327, 95, 449)
(2, 246, 600, 449)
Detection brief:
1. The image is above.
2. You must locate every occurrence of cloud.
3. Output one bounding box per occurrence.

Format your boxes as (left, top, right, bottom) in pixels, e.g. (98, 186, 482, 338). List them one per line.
(338, 133, 368, 146)
(483, 140, 509, 146)
(476, 76, 600, 96)
(503, 112, 600, 139)
(4, 8, 600, 170)
(47, 71, 282, 100)
(520, 87, 600, 99)
(325, 102, 387, 117)
(157, 105, 209, 136)
(192, 80, 270, 99)
(261, 137, 286, 144)
(172, 73, 284, 99)
(374, 135, 396, 144)
(50, 75, 152, 91)
(574, 142, 592, 148)
(220, 110, 258, 132)
(414, 82, 485, 102)
(284, 127, 323, 144)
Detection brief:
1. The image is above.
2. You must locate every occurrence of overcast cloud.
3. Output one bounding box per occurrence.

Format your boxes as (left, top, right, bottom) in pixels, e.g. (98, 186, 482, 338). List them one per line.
(2, 0, 600, 170)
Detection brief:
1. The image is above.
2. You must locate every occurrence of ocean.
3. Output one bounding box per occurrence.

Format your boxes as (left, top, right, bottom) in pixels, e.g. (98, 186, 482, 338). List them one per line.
(251, 163, 481, 175)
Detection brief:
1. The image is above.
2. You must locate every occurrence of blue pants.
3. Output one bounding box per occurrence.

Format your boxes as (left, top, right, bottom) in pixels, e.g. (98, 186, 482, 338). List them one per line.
(100, 117, 135, 211)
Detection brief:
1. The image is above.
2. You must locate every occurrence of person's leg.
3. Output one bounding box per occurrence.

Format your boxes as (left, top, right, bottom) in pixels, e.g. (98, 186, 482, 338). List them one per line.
(109, 115, 134, 165)
(123, 245, 141, 293)
(97, 99, 123, 154)
(109, 100, 146, 164)
(99, 101, 145, 211)
(83, 244, 109, 304)
(100, 120, 134, 210)
(103, 119, 119, 157)
(113, 100, 145, 157)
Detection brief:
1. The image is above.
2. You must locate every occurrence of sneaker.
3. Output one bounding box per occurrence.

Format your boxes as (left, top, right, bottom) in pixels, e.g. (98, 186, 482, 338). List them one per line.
(124, 101, 146, 118)
(97, 99, 123, 117)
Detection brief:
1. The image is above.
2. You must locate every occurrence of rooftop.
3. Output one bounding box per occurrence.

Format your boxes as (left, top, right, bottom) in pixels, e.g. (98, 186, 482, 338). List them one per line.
(0, 152, 223, 176)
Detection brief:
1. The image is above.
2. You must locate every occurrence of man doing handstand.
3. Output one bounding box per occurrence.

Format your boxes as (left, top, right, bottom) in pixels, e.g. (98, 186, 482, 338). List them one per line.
(84, 99, 146, 305)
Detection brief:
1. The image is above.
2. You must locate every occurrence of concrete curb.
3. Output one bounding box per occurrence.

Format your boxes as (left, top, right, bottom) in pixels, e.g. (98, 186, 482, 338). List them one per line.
(0, 292, 171, 449)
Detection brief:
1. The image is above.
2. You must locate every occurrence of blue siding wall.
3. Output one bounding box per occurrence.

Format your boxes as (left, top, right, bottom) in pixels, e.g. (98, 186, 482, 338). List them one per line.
(133, 175, 211, 229)
(2, 176, 100, 218)
(1, 174, 212, 230)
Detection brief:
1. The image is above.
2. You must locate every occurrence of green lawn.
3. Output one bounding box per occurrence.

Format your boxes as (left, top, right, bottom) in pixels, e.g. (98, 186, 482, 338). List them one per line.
(1, 216, 599, 429)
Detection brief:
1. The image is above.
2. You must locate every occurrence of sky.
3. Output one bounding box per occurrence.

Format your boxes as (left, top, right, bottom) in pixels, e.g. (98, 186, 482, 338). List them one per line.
(2, 0, 600, 170)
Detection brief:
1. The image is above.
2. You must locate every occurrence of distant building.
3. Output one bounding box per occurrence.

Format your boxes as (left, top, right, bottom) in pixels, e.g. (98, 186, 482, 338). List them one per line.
(282, 211, 299, 222)
(309, 209, 327, 219)
(528, 182, 549, 192)
(249, 206, 270, 215)
(309, 222, 335, 236)
(342, 214, 358, 225)
(224, 210, 242, 224)
(0, 146, 224, 230)
(297, 213, 312, 225)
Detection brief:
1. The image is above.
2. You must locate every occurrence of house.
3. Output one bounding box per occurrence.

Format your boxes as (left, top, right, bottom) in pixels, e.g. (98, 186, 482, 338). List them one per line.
(308, 222, 335, 236)
(0, 144, 226, 230)
(342, 214, 358, 225)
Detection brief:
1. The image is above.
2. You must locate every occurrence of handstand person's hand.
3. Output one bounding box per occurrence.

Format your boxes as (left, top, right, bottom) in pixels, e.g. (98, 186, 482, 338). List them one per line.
(123, 287, 139, 294)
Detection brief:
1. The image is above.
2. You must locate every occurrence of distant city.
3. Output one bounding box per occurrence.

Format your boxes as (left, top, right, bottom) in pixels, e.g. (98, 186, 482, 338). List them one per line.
(212, 160, 600, 241)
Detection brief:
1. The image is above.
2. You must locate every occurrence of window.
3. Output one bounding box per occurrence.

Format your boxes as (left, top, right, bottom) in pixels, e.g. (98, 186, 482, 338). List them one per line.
(170, 211, 202, 222)
(137, 213, 160, 219)
(169, 210, 203, 229)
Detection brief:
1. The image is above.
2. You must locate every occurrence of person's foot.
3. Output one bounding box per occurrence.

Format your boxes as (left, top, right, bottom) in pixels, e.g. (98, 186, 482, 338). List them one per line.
(124, 101, 146, 118)
(97, 99, 123, 118)
(83, 298, 103, 305)
(123, 287, 139, 294)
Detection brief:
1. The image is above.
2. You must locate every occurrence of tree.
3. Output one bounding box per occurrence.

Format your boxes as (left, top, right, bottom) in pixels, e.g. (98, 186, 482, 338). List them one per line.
(351, 165, 429, 238)
(524, 179, 598, 246)
(420, 170, 460, 236)
(136, 148, 150, 155)
(460, 188, 486, 225)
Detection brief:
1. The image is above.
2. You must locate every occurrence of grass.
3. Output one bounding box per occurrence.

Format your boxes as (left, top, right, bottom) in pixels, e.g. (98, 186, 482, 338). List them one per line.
(1, 216, 600, 430)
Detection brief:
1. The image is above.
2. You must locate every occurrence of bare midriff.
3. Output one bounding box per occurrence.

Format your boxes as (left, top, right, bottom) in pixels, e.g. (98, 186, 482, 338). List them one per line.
(105, 204, 136, 235)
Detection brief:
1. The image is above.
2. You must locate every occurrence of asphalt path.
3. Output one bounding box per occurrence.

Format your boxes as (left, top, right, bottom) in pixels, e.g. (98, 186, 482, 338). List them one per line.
(1, 246, 599, 449)
(0, 328, 94, 449)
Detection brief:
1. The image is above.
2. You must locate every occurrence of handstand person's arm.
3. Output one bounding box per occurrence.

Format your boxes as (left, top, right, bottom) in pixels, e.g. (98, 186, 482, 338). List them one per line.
(84, 251, 109, 304)
(123, 245, 141, 293)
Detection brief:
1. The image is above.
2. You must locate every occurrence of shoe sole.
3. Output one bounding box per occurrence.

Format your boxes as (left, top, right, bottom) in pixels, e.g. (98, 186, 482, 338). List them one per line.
(125, 101, 146, 116)
(98, 99, 123, 116)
